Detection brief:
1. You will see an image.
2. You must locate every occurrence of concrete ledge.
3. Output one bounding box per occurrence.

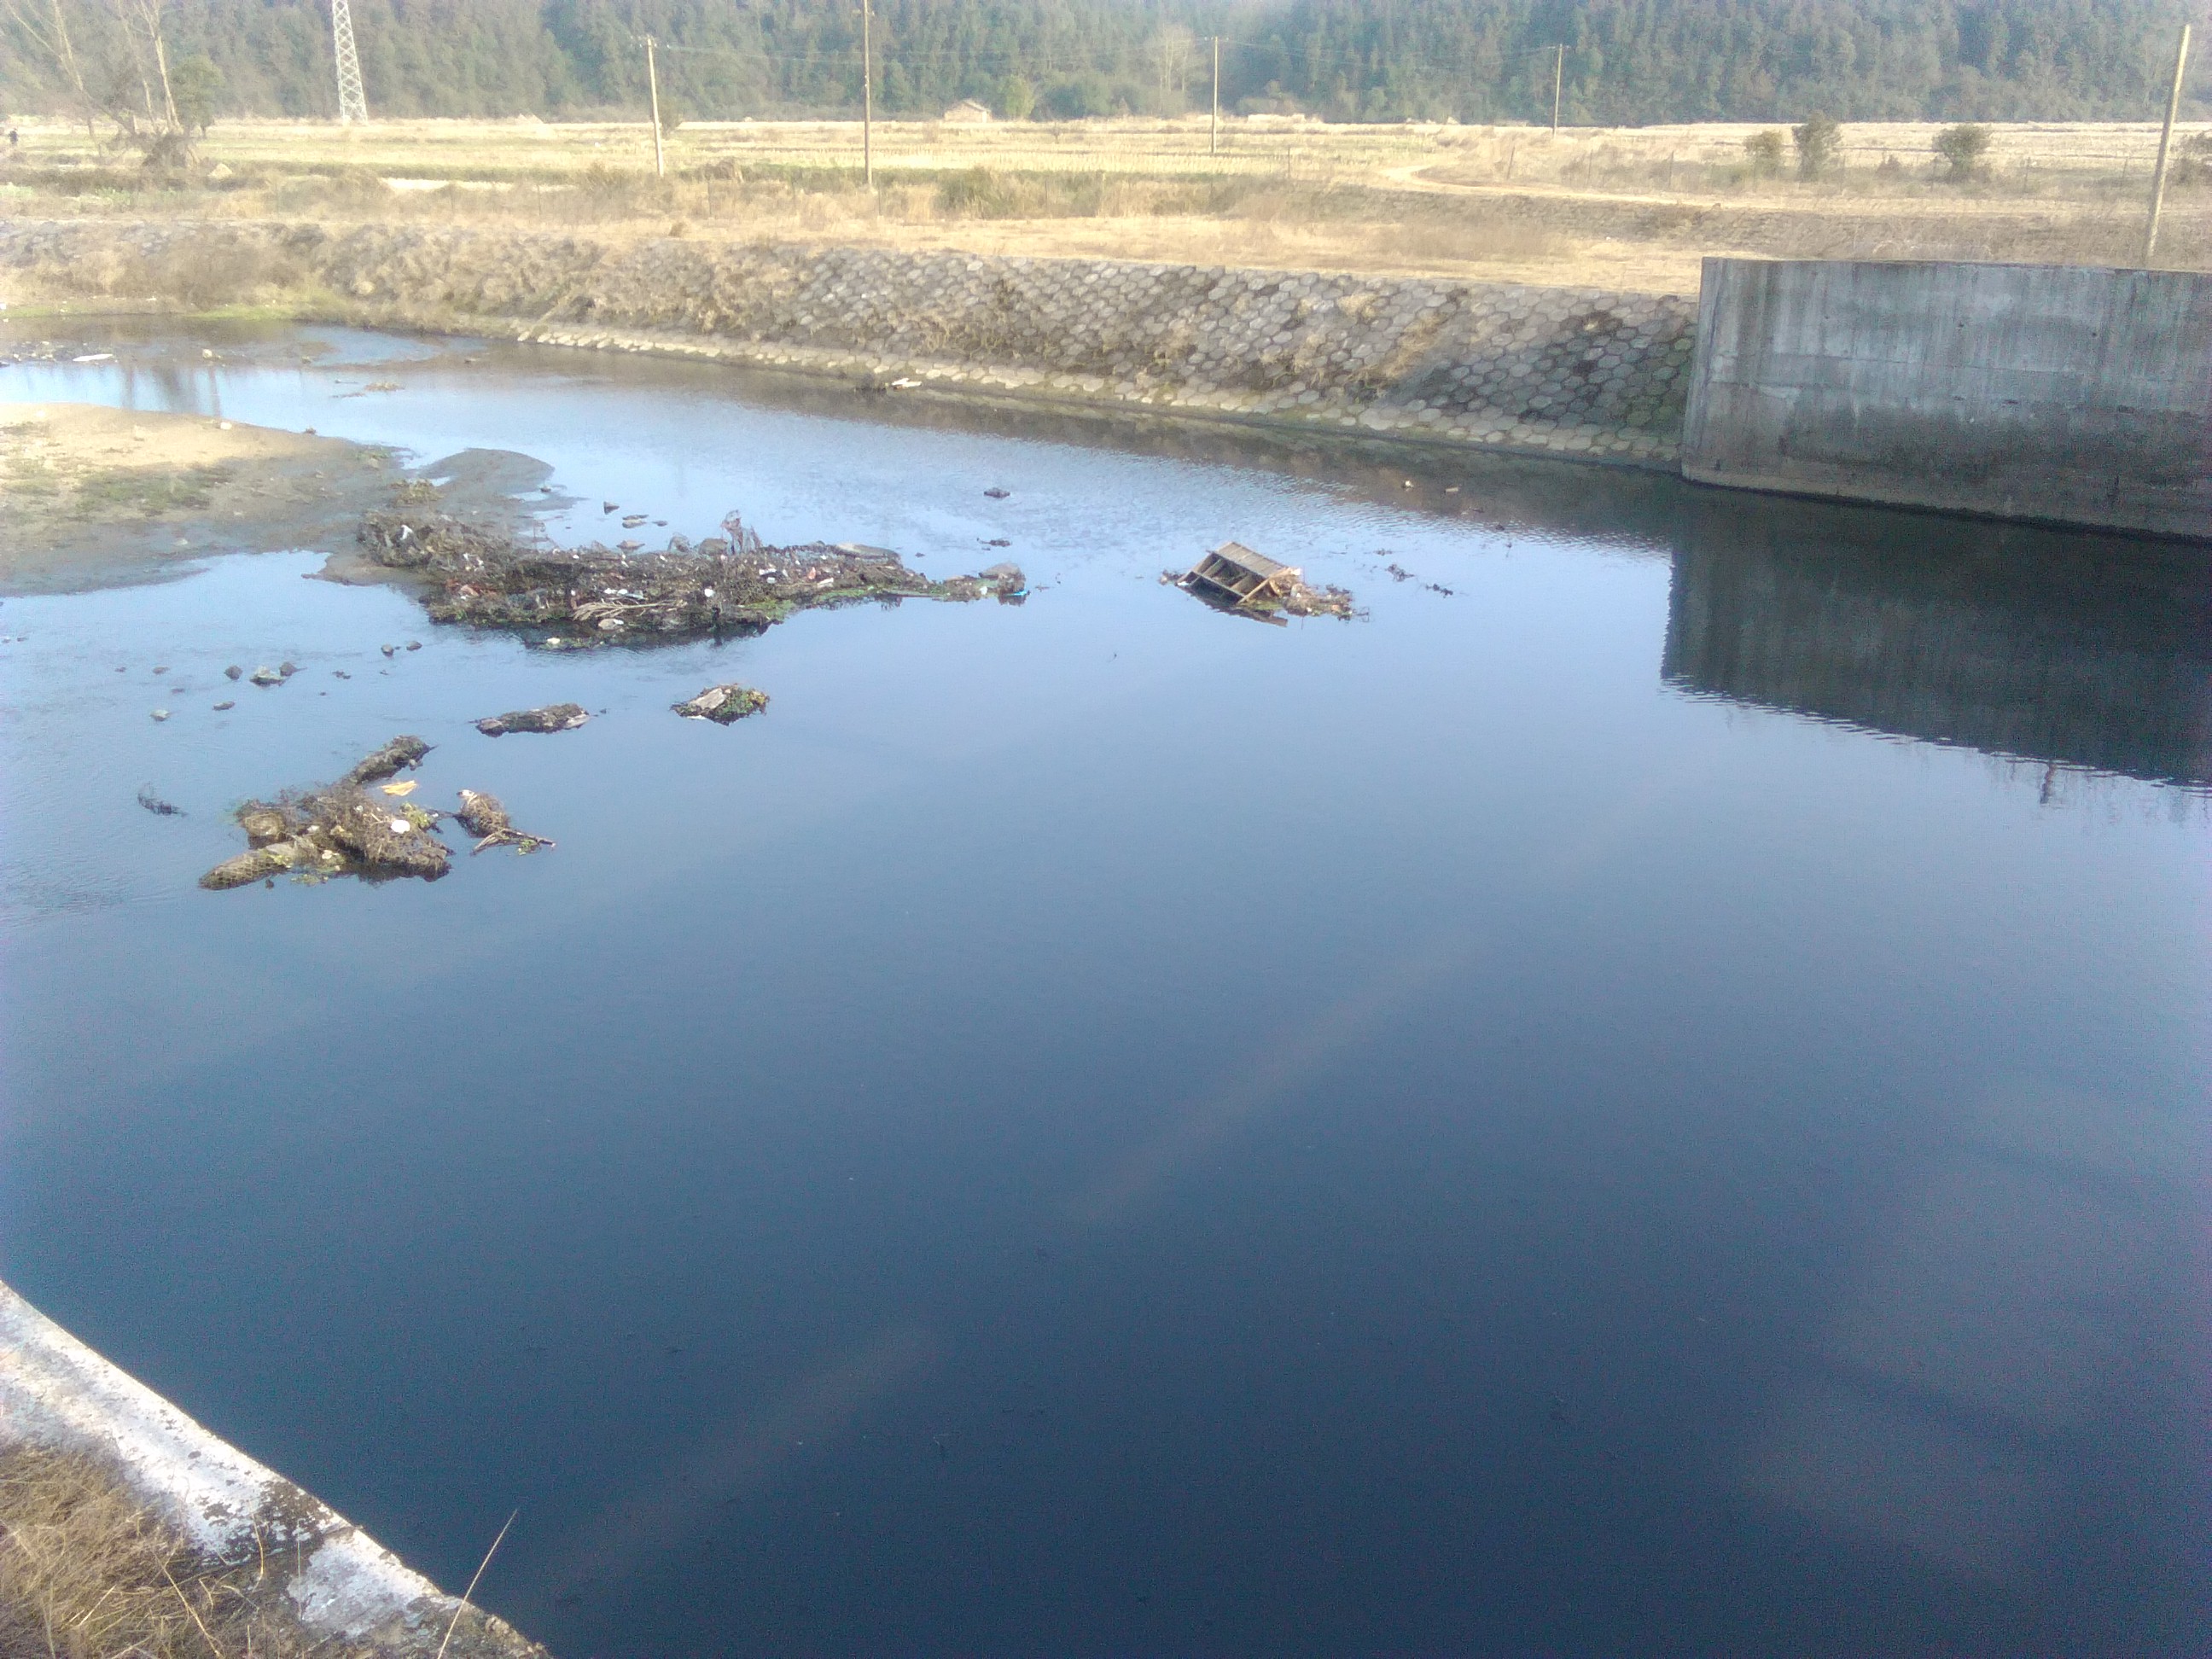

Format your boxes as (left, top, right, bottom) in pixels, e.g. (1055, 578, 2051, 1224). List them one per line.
(1681, 257, 2212, 539)
(0, 1278, 545, 1656)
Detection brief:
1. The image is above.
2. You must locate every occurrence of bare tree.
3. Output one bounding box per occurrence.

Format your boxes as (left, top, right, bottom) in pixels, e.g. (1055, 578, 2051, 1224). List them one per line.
(1150, 24, 1196, 113)
(0, 0, 102, 134)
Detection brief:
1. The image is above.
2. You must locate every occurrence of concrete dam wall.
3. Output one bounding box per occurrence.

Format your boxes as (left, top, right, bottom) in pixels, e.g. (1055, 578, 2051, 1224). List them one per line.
(1680, 258, 2212, 538)
(0, 219, 1697, 467)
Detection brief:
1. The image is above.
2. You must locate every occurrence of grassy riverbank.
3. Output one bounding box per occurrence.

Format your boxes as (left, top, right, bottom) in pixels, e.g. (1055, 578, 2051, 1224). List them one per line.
(4, 115, 2206, 295)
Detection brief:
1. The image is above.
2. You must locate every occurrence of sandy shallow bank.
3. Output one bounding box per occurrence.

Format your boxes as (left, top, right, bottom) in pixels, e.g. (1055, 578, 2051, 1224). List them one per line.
(0, 400, 405, 595)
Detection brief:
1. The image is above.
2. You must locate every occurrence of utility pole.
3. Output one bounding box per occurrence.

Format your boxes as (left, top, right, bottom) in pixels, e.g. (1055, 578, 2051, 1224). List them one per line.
(330, 0, 368, 125)
(861, 0, 874, 188)
(1210, 36, 1220, 155)
(2145, 22, 2192, 265)
(644, 36, 665, 178)
(1551, 44, 1563, 133)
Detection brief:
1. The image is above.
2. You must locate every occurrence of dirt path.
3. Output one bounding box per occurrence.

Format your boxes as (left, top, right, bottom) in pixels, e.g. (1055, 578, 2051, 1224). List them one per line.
(0, 402, 410, 593)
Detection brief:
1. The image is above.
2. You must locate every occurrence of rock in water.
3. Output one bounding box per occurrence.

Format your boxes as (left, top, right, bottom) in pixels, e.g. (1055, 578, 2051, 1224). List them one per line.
(672, 684, 770, 723)
(474, 702, 590, 737)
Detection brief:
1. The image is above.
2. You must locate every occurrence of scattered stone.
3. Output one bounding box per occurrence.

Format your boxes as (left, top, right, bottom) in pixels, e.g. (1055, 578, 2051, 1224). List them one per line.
(622, 514, 648, 528)
(454, 789, 555, 854)
(149, 707, 170, 720)
(983, 486, 1010, 498)
(224, 664, 243, 680)
(248, 666, 288, 686)
(212, 700, 235, 711)
(602, 502, 618, 513)
(137, 789, 183, 817)
(673, 683, 769, 723)
(333, 669, 351, 678)
(618, 539, 643, 552)
(153, 665, 169, 674)
(475, 702, 590, 737)
(405, 640, 421, 651)
(381, 644, 396, 655)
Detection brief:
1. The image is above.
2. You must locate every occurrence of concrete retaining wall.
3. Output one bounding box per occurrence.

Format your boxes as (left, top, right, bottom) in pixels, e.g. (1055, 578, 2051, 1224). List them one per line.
(0, 219, 1697, 467)
(1681, 257, 2212, 538)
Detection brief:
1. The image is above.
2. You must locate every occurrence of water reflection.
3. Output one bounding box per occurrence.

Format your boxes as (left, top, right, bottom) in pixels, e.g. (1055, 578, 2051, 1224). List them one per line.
(1662, 497, 2212, 786)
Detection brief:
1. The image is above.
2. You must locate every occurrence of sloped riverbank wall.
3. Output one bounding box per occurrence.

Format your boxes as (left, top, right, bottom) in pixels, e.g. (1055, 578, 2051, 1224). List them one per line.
(1681, 257, 2212, 539)
(0, 218, 1697, 467)
(0, 1278, 545, 1656)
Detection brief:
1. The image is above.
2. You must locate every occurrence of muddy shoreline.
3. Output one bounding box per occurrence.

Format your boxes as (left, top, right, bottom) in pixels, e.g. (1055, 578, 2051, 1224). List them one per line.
(0, 399, 552, 597)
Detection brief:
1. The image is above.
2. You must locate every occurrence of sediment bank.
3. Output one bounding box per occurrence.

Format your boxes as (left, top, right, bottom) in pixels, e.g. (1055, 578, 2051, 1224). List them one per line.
(0, 218, 1697, 468)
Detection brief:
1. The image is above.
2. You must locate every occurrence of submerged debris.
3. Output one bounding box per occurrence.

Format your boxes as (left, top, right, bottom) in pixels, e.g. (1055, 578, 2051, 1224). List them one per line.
(454, 789, 554, 854)
(1173, 542, 1358, 623)
(201, 738, 453, 890)
(356, 510, 1025, 643)
(137, 789, 183, 817)
(673, 683, 769, 723)
(475, 702, 590, 736)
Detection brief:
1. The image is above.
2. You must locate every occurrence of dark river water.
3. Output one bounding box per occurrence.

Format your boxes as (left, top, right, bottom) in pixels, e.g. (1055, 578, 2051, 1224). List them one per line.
(3, 323, 2208, 1657)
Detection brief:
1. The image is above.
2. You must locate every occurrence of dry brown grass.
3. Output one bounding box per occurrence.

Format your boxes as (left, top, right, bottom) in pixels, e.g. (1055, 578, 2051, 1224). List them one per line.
(0, 1446, 282, 1659)
(3, 114, 2205, 295)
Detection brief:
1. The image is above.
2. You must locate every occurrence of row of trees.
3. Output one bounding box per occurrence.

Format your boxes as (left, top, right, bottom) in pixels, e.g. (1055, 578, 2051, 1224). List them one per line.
(3, 0, 2203, 129)
(1741, 114, 1994, 180)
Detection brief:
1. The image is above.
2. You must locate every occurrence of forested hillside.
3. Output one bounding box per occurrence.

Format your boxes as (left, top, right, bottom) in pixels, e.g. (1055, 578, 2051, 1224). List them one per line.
(3, 0, 2203, 127)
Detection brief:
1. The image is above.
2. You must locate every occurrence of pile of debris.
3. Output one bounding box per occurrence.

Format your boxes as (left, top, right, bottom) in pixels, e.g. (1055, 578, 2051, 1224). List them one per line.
(1171, 542, 1358, 622)
(198, 736, 552, 890)
(358, 510, 1027, 644)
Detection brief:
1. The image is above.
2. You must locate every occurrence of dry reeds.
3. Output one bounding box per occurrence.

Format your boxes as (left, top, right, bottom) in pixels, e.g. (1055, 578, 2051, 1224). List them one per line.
(0, 1445, 276, 1659)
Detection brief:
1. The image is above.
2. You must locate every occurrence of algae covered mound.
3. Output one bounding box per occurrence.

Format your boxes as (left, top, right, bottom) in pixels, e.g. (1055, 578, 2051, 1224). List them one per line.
(358, 510, 1026, 643)
(475, 702, 589, 736)
(201, 737, 451, 890)
(673, 683, 769, 723)
(454, 790, 555, 854)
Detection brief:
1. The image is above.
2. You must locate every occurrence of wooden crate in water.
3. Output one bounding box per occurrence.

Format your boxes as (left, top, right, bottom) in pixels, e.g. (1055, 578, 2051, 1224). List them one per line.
(1183, 542, 1301, 608)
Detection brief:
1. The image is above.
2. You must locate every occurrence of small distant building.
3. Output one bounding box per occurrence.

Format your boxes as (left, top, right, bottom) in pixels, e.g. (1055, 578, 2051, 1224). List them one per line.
(943, 99, 994, 123)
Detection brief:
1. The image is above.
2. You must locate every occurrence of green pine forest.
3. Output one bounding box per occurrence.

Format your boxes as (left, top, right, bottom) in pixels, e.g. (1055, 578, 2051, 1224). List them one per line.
(3, 0, 2204, 128)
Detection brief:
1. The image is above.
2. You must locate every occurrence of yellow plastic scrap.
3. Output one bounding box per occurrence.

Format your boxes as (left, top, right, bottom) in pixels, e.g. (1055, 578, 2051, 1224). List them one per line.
(380, 780, 418, 797)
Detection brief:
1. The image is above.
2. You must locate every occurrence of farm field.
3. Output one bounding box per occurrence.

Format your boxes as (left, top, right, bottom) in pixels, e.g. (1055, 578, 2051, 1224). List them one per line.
(4, 114, 2209, 294)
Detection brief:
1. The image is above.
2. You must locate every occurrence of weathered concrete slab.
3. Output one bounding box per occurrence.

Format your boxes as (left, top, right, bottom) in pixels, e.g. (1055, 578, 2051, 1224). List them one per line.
(1680, 258, 2212, 538)
(0, 1278, 545, 1656)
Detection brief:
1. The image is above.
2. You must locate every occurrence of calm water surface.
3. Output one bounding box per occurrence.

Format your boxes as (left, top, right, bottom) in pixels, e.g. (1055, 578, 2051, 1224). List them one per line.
(3, 323, 2208, 1656)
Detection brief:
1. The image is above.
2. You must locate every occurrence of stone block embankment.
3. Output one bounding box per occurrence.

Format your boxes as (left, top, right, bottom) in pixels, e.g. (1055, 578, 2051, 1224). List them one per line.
(0, 219, 1698, 467)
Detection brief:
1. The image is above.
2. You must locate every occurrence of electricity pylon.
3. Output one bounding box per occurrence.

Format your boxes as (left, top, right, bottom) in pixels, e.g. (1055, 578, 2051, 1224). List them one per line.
(331, 0, 368, 124)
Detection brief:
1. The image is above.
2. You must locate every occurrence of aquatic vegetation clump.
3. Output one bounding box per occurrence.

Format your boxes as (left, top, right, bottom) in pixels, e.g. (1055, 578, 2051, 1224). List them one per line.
(673, 683, 770, 723)
(201, 736, 451, 889)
